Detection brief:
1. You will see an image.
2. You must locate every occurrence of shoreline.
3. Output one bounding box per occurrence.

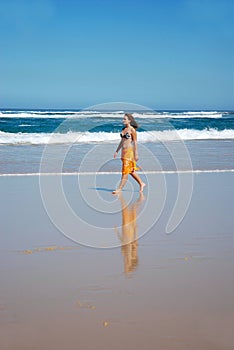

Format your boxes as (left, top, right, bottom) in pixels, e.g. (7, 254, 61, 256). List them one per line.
(0, 168, 234, 176)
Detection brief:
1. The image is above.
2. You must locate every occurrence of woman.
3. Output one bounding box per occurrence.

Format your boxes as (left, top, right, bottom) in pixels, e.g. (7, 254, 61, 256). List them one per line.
(112, 113, 145, 194)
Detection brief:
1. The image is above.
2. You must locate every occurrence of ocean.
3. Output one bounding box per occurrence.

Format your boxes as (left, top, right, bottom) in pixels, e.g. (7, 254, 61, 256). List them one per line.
(0, 109, 234, 174)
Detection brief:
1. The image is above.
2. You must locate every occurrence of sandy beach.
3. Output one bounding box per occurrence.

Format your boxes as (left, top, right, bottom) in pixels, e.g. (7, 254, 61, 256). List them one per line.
(1, 0, 234, 347)
(0, 172, 234, 350)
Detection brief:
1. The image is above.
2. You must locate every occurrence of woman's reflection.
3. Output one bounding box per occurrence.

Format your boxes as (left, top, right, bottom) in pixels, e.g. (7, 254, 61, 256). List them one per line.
(115, 193, 145, 276)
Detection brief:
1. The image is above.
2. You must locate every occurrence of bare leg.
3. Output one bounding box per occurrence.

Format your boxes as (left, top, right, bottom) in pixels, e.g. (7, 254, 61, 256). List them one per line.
(112, 174, 128, 194)
(130, 172, 146, 192)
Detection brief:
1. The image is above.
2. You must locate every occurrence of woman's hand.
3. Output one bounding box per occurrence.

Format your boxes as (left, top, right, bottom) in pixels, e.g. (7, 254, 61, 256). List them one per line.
(114, 152, 118, 159)
(135, 153, 139, 161)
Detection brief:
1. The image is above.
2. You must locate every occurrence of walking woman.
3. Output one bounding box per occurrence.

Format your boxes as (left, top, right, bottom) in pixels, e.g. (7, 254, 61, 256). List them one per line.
(112, 113, 145, 194)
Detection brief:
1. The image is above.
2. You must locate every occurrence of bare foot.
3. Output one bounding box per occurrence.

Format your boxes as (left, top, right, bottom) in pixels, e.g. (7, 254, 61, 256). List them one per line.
(140, 183, 146, 192)
(112, 189, 121, 195)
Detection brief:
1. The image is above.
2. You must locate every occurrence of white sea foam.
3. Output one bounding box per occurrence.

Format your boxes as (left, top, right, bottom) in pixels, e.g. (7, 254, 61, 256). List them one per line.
(133, 112, 223, 119)
(139, 128, 234, 141)
(0, 169, 234, 176)
(0, 128, 234, 145)
(0, 111, 224, 119)
(0, 131, 118, 144)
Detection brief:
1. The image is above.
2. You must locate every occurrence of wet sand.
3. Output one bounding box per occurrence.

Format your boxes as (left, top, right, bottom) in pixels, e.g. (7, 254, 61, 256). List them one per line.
(0, 172, 234, 350)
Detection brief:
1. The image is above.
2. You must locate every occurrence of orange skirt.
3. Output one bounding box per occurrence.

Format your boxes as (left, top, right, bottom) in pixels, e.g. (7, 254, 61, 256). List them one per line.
(121, 148, 139, 175)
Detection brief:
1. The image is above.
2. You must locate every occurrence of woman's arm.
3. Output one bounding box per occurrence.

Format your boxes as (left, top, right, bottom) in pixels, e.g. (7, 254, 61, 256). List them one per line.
(114, 139, 123, 158)
(131, 128, 139, 161)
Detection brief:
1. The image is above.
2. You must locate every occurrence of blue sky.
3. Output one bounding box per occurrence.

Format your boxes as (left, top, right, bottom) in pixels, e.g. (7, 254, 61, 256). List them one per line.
(0, 0, 234, 109)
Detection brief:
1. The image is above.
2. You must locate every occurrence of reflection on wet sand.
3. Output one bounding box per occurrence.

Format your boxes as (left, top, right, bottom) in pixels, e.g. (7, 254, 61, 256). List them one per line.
(115, 193, 145, 276)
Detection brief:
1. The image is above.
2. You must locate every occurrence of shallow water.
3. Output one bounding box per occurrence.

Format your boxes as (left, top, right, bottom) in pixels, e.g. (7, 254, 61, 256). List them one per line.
(0, 140, 234, 174)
